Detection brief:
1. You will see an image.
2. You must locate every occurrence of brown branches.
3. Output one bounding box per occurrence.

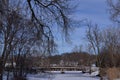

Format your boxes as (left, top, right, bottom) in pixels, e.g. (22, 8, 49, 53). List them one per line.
(107, 0, 120, 23)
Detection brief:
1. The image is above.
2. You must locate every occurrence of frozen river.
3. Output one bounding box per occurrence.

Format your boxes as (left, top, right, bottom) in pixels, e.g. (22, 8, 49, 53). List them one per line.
(27, 71, 100, 80)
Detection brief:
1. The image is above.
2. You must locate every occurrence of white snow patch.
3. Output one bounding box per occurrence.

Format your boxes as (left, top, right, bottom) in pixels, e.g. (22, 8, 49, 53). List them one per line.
(27, 71, 100, 80)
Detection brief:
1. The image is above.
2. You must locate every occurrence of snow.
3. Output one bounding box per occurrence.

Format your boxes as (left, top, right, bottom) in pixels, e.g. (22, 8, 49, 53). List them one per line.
(27, 71, 100, 80)
(91, 71, 99, 76)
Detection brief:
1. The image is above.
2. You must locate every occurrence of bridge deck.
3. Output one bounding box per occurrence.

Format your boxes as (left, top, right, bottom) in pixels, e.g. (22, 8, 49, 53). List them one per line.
(33, 67, 82, 71)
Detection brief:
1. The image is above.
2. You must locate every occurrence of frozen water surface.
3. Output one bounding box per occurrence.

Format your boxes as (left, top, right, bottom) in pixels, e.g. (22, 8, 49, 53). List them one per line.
(27, 71, 100, 80)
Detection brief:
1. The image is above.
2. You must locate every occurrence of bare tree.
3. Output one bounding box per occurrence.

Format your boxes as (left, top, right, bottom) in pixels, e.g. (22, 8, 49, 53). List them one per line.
(102, 27, 120, 67)
(107, 0, 120, 23)
(86, 23, 103, 67)
(0, 0, 72, 80)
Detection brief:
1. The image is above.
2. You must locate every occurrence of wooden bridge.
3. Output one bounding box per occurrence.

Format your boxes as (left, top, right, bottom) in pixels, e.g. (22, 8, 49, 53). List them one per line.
(32, 66, 82, 72)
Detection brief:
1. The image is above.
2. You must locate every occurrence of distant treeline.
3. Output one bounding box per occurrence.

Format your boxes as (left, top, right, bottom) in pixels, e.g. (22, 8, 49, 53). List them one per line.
(49, 52, 96, 67)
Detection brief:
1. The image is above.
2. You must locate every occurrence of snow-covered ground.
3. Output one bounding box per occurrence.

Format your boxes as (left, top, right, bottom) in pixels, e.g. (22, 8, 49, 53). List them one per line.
(27, 71, 100, 80)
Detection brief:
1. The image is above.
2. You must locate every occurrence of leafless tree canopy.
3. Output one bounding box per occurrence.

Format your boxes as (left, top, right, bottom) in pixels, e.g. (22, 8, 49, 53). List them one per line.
(86, 23, 120, 67)
(108, 0, 120, 23)
(0, 0, 72, 80)
(0, 0, 71, 58)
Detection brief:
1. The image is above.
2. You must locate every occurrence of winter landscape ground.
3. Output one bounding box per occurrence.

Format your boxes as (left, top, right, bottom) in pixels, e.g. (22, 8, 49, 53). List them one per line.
(27, 71, 100, 80)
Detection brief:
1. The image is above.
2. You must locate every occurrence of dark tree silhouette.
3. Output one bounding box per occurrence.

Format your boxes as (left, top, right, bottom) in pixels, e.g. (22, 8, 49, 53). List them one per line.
(0, 0, 72, 80)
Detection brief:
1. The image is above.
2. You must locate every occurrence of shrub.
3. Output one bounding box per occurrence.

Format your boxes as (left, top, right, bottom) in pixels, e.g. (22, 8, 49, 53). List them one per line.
(13, 76, 27, 80)
(100, 68, 120, 80)
(107, 68, 120, 80)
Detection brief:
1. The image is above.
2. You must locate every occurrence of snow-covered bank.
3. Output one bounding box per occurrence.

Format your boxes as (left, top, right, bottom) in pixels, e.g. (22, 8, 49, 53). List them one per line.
(27, 71, 100, 80)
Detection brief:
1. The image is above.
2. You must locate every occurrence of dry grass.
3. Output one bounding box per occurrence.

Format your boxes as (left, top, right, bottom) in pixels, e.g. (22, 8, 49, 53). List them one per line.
(99, 68, 107, 77)
(107, 68, 120, 80)
(100, 68, 120, 80)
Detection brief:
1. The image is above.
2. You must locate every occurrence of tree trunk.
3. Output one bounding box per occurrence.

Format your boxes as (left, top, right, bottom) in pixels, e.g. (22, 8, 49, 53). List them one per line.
(7, 70, 9, 80)
(0, 60, 4, 80)
(0, 72, 3, 80)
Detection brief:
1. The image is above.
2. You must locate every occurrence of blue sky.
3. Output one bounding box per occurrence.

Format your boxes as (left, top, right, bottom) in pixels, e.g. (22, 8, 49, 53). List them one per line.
(56, 0, 112, 54)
